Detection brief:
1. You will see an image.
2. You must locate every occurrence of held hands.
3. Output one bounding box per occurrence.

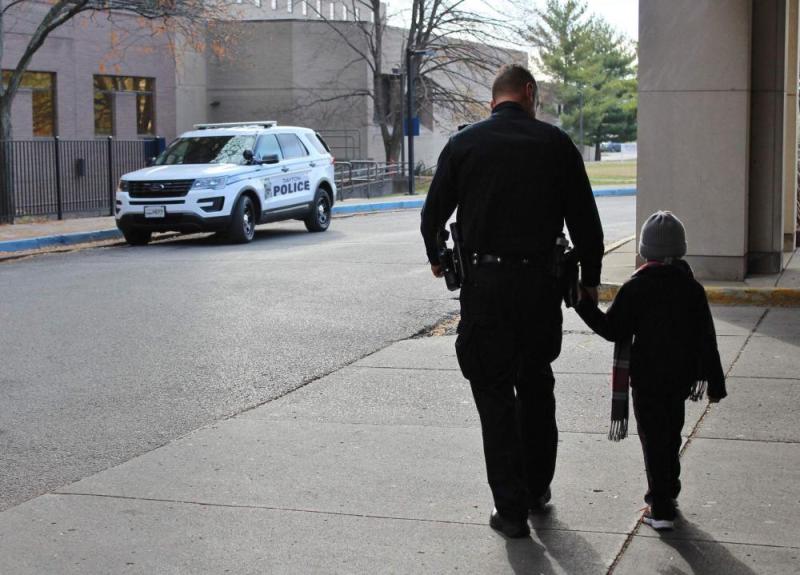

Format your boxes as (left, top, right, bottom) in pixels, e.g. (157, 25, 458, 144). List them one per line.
(431, 264, 444, 278)
(579, 285, 599, 306)
(708, 396, 722, 404)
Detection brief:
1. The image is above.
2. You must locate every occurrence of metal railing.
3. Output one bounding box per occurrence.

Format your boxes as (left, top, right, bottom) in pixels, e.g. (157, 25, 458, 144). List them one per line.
(1, 137, 150, 221)
(318, 129, 362, 160)
(334, 161, 408, 199)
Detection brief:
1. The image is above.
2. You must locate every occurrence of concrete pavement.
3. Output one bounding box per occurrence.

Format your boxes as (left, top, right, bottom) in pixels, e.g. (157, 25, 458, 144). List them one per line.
(600, 237, 800, 306)
(1, 302, 797, 573)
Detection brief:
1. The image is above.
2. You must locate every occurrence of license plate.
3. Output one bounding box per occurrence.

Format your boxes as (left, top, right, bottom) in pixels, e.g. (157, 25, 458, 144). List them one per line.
(144, 206, 166, 218)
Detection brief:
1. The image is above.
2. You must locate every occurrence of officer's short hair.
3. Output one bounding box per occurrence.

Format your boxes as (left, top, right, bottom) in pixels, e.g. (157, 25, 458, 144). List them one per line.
(492, 64, 538, 101)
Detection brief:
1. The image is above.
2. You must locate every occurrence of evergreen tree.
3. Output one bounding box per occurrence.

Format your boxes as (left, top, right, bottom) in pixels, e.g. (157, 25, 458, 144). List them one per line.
(527, 0, 637, 159)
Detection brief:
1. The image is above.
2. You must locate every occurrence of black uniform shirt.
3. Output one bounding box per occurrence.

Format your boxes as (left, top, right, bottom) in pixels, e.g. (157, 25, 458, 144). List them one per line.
(420, 101, 605, 286)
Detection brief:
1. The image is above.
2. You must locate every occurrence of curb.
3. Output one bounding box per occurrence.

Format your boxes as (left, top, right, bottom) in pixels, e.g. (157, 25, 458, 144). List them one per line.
(0, 189, 636, 254)
(332, 199, 425, 215)
(0, 229, 123, 253)
(598, 283, 800, 307)
(592, 187, 636, 197)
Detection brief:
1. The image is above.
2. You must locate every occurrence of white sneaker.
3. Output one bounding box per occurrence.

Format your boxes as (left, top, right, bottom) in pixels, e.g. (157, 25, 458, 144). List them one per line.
(642, 508, 674, 531)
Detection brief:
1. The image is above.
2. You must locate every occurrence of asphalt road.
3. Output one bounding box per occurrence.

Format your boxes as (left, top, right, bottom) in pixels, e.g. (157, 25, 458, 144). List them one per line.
(0, 197, 635, 511)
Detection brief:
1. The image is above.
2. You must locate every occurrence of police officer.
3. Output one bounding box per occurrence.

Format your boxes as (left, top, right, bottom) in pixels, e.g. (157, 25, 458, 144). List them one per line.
(420, 64, 604, 538)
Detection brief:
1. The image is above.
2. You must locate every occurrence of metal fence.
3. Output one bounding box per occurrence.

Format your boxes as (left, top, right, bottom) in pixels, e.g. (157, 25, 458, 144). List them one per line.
(1, 138, 150, 220)
(334, 161, 408, 199)
(318, 129, 362, 160)
(0, 137, 414, 222)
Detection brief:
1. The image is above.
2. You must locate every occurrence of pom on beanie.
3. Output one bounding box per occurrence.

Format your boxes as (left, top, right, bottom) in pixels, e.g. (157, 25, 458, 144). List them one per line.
(639, 211, 687, 261)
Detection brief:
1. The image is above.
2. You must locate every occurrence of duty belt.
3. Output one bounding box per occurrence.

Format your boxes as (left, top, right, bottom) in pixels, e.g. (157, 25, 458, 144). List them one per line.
(472, 253, 548, 267)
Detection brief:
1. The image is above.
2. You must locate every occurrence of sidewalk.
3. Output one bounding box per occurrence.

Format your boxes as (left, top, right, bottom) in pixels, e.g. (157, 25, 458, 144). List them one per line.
(1, 300, 797, 573)
(601, 237, 800, 306)
(0, 196, 431, 254)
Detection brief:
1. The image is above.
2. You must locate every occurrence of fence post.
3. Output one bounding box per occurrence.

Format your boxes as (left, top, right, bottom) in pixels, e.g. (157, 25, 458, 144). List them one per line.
(0, 140, 15, 224)
(107, 136, 114, 216)
(54, 136, 63, 220)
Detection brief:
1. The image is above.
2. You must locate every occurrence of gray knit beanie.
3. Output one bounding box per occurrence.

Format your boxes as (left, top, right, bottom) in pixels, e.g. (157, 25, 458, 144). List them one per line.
(639, 211, 687, 260)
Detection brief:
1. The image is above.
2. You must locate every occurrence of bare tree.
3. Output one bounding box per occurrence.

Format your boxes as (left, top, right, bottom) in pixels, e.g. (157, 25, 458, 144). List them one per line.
(0, 0, 227, 222)
(301, 0, 519, 163)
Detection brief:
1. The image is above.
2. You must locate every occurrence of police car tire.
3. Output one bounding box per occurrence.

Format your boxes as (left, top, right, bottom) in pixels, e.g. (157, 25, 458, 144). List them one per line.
(228, 194, 256, 243)
(123, 229, 152, 246)
(305, 189, 331, 232)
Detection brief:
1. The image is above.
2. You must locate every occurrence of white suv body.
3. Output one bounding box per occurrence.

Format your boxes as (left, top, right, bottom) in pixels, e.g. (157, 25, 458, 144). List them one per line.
(115, 122, 337, 244)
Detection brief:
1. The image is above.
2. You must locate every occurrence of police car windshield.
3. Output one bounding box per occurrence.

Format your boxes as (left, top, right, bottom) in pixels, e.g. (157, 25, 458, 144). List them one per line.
(155, 136, 257, 165)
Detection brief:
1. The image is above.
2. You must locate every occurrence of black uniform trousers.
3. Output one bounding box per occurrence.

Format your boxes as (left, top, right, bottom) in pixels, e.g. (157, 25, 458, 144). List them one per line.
(632, 388, 685, 520)
(455, 262, 562, 521)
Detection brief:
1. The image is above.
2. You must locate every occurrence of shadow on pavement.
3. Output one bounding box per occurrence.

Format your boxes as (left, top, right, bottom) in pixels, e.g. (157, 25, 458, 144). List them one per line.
(529, 508, 607, 574)
(145, 226, 339, 249)
(656, 517, 759, 575)
(504, 536, 555, 575)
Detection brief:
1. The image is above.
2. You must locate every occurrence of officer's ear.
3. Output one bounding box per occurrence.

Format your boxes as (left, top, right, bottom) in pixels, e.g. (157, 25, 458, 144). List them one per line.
(490, 98, 497, 110)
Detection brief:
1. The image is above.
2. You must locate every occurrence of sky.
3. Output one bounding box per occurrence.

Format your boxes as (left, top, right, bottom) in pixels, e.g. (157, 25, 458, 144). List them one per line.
(583, 0, 638, 40)
(385, 0, 639, 43)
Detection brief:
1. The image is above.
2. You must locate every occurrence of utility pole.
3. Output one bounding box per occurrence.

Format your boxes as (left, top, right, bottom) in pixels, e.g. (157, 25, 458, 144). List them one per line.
(578, 91, 585, 159)
(405, 47, 434, 195)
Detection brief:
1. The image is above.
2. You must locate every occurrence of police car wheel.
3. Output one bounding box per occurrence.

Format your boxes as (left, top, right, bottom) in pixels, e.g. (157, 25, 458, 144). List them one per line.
(305, 189, 331, 232)
(123, 229, 152, 246)
(229, 194, 256, 243)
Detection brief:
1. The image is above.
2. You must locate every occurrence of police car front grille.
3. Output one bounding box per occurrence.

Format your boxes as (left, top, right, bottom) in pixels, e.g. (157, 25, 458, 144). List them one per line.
(128, 180, 194, 198)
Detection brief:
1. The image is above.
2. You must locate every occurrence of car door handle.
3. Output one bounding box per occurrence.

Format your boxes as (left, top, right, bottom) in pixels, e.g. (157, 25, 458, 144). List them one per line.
(309, 162, 316, 167)
(281, 167, 290, 172)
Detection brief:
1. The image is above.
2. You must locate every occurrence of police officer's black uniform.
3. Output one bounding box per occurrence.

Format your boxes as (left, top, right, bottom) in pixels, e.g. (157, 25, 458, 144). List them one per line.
(420, 101, 605, 523)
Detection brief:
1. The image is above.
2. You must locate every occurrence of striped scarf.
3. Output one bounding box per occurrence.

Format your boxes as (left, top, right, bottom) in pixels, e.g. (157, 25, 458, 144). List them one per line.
(608, 260, 707, 441)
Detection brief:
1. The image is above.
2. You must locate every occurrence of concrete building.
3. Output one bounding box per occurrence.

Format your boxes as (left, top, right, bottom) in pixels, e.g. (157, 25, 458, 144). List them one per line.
(638, 0, 799, 279)
(3, 1, 518, 167)
(1, 5, 177, 141)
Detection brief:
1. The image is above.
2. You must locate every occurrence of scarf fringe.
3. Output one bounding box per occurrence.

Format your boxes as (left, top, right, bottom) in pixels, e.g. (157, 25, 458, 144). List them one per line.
(608, 418, 628, 441)
(689, 379, 707, 401)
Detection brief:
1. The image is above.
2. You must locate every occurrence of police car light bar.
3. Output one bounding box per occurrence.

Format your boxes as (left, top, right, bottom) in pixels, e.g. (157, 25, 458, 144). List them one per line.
(193, 121, 278, 130)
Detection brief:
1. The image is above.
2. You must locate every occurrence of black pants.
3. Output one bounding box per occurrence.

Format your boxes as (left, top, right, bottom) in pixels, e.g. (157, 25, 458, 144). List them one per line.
(632, 389, 685, 520)
(455, 264, 562, 521)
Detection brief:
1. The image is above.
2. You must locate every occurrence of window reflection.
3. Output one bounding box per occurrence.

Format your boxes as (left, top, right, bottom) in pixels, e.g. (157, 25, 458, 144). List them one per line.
(93, 74, 156, 137)
(2, 70, 56, 137)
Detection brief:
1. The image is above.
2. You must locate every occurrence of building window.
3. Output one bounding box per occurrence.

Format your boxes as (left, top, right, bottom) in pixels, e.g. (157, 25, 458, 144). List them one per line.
(93, 75, 155, 137)
(316, 0, 321, 16)
(302, 1, 307, 16)
(287, 0, 292, 12)
(329, 2, 334, 19)
(342, 4, 346, 19)
(355, 7, 360, 20)
(271, 0, 277, 8)
(2, 70, 56, 137)
(255, 0, 261, 6)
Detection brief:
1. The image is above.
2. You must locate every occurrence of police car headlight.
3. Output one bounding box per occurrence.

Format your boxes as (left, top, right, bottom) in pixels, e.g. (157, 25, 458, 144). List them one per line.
(192, 176, 228, 191)
(118, 180, 129, 192)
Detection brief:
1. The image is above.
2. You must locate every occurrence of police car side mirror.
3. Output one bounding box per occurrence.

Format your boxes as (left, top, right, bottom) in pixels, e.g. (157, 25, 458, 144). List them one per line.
(262, 154, 280, 165)
(146, 156, 156, 167)
(243, 149, 255, 164)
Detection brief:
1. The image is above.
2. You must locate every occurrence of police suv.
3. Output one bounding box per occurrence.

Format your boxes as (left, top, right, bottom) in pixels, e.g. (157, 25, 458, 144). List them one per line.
(115, 121, 337, 245)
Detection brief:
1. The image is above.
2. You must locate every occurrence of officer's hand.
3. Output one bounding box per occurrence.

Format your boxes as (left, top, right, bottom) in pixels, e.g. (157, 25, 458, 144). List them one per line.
(580, 285, 599, 305)
(708, 396, 722, 404)
(431, 264, 444, 278)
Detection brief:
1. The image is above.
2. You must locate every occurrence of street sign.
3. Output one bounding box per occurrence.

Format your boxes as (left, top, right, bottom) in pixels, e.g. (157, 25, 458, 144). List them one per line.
(404, 117, 420, 137)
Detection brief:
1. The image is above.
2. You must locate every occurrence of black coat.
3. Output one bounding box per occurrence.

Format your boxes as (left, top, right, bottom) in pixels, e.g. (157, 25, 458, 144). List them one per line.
(420, 102, 605, 287)
(576, 261, 727, 399)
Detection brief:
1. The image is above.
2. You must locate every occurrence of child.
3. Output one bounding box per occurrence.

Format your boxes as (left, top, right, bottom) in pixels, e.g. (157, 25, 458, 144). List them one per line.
(576, 211, 727, 530)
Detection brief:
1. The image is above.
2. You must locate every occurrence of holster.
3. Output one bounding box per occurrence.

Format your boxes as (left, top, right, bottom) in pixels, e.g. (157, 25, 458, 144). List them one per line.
(560, 249, 580, 307)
